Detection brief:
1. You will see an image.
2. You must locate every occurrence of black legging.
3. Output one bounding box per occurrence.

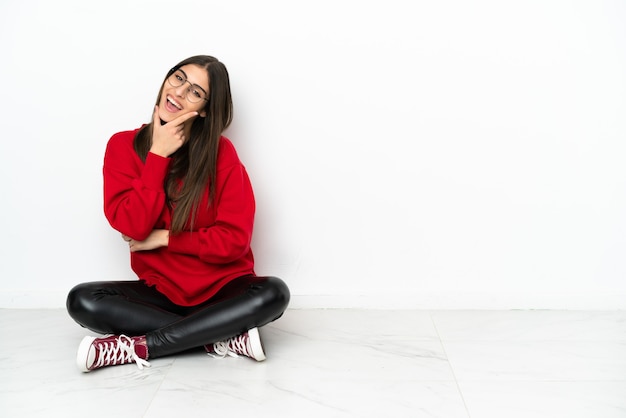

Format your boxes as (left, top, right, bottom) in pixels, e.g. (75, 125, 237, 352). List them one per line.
(66, 276, 290, 358)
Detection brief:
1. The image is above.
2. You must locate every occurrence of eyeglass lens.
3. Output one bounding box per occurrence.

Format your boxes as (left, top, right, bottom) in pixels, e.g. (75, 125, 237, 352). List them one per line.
(167, 71, 207, 103)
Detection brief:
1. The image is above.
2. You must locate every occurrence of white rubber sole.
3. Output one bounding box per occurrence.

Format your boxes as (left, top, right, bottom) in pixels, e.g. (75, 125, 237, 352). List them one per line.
(248, 327, 266, 361)
(76, 336, 98, 372)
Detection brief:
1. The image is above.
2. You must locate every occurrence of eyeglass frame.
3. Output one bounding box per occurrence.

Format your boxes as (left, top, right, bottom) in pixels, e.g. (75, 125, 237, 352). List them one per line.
(166, 68, 210, 103)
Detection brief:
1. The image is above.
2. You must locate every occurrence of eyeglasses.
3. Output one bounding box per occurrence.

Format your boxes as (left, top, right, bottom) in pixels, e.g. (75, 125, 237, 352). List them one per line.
(166, 69, 209, 103)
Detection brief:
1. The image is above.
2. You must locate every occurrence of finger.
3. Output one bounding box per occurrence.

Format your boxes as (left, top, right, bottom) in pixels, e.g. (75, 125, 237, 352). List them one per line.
(152, 105, 161, 126)
(168, 111, 198, 127)
(122, 234, 131, 242)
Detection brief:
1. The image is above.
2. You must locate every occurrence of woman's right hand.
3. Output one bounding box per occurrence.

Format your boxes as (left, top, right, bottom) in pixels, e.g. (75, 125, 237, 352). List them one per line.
(149, 106, 198, 157)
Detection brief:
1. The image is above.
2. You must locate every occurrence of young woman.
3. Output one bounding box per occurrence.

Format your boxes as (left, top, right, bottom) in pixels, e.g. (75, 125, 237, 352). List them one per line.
(66, 55, 290, 372)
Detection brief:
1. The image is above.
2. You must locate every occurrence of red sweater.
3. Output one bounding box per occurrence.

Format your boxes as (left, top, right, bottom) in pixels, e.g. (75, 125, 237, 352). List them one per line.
(103, 128, 255, 306)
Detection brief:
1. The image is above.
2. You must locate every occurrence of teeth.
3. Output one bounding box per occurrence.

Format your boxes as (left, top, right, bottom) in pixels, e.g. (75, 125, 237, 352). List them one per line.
(167, 97, 182, 110)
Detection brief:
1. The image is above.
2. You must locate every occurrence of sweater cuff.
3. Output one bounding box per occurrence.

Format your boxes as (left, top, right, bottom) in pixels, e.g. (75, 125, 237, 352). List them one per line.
(142, 152, 171, 191)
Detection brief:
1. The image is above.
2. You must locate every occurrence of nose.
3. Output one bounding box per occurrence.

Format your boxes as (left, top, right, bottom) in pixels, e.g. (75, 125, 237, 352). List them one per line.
(174, 82, 189, 98)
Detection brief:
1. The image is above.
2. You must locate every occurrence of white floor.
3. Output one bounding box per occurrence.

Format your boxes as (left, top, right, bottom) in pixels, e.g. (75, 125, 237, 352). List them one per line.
(1, 309, 625, 418)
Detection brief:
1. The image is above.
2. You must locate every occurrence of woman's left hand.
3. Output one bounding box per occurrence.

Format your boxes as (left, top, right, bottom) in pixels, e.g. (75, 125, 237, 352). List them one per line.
(123, 230, 169, 252)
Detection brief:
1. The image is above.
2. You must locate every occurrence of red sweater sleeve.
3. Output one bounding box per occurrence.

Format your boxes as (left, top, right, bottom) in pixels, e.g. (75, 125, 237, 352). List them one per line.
(103, 130, 171, 240)
(168, 162, 256, 264)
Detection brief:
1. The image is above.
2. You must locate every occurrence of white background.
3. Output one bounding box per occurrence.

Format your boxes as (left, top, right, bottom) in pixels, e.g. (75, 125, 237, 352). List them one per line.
(1, 0, 625, 309)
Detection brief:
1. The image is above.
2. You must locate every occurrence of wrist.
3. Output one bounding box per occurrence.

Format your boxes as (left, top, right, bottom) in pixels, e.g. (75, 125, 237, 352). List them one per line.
(149, 147, 169, 158)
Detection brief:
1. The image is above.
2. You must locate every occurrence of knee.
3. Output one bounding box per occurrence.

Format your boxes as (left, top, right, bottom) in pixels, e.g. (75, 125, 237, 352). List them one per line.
(254, 276, 290, 317)
(268, 277, 290, 309)
(66, 283, 98, 323)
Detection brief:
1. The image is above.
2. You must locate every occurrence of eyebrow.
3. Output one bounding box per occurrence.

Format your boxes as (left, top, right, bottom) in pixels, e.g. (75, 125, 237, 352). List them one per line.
(177, 69, 208, 96)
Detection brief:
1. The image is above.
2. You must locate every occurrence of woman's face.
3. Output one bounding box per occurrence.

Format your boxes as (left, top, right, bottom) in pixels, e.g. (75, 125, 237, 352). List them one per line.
(158, 64, 209, 123)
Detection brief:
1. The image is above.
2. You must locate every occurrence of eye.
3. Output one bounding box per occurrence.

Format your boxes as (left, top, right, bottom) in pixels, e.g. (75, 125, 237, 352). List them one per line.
(191, 88, 202, 99)
(175, 74, 184, 82)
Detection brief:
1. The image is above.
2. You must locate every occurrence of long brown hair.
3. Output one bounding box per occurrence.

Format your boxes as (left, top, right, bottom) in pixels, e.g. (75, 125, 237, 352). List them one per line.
(134, 55, 233, 234)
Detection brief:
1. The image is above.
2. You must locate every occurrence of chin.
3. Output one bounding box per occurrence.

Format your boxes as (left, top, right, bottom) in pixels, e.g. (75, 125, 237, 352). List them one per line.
(158, 111, 172, 124)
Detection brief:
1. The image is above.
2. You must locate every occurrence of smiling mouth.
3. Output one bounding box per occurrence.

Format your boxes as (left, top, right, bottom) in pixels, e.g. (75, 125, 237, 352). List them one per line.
(166, 96, 183, 110)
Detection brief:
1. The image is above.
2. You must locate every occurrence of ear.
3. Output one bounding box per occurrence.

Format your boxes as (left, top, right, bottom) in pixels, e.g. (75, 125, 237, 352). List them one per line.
(200, 110, 207, 118)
